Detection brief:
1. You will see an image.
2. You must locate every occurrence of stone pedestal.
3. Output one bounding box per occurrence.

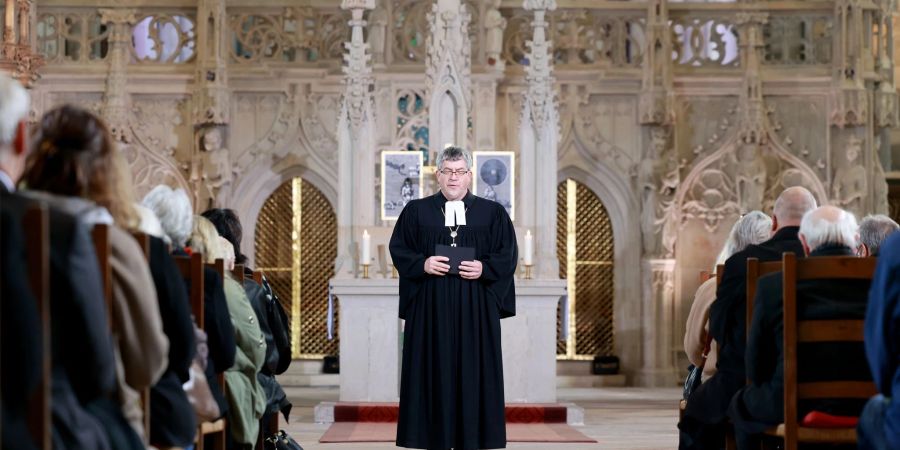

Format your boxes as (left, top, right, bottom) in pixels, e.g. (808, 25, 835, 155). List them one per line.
(331, 277, 566, 403)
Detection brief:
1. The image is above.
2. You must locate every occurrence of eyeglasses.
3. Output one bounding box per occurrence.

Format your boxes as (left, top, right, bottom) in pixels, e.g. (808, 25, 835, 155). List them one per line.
(438, 169, 470, 177)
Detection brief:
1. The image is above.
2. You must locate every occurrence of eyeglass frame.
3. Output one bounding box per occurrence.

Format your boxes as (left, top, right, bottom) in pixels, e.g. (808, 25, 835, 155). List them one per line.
(437, 168, 471, 177)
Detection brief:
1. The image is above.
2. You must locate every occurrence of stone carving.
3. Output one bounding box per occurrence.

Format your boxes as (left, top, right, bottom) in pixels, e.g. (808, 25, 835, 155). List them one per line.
(131, 14, 196, 64)
(99, 8, 137, 143)
(735, 142, 767, 212)
(638, 127, 679, 256)
(521, 0, 556, 132)
(131, 98, 186, 158)
(831, 135, 867, 216)
(36, 12, 109, 63)
(639, 0, 673, 125)
(367, 3, 388, 63)
(483, 0, 505, 67)
(426, 0, 472, 151)
(341, 0, 375, 132)
(762, 16, 832, 65)
(682, 169, 742, 232)
(1, 0, 43, 87)
(671, 17, 739, 67)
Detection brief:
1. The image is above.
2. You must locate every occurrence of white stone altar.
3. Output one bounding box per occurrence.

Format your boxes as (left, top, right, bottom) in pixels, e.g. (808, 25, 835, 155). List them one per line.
(331, 277, 566, 403)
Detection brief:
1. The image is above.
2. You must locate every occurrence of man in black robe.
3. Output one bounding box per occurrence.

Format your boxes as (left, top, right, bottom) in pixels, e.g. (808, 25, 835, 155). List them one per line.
(390, 146, 518, 450)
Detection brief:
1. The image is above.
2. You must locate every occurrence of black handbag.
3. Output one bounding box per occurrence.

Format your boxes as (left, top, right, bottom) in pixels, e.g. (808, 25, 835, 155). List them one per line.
(264, 430, 304, 450)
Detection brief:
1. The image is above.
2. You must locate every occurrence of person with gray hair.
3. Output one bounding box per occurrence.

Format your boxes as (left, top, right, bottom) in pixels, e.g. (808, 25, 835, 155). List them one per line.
(390, 145, 518, 449)
(858, 214, 899, 257)
(686, 211, 773, 385)
(729, 205, 873, 450)
(142, 184, 194, 248)
(682, 186, 816, 450)
(0, 73, 30, 191)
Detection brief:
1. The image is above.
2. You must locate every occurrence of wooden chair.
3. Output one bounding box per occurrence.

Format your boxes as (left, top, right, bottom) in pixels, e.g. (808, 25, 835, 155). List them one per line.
(232, 263, 244, 282)
(251, 270, 263, 286)
(745, 258, 783, 340)
(761, 252, 877, 450)
(175, 254, 227, 450)
(129, 231, 153, 438)
(24, 205, 51, 450)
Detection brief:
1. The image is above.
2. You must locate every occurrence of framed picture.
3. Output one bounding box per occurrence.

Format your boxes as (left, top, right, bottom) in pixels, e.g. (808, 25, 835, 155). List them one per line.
(472, 151, 515, 221)
(381, 150, 424, 221)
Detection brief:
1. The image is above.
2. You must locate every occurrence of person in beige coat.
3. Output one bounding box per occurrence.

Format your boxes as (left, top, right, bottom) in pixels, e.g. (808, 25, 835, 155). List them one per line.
(191, 216, 266, 448)
(684, 211, 772, 382)
(23, 106, 169, 444)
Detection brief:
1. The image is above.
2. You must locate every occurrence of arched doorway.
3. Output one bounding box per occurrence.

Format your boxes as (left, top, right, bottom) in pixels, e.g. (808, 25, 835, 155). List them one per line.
(254, 177, 338, 358)
(556, 179, 615, 360)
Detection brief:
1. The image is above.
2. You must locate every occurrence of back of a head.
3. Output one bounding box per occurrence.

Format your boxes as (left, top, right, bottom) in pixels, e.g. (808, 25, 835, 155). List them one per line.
(189, 215, 224, 264)
(201, 208, 245, 264)
(799, 205, 859, 251)
(718, 211, 773, 264)
(133, 203, 165, 242)
(858, 214, 900, 255)
(143, 184, 193, 248)
(0, 74, 30, 150)
(773, 186, 817, 228)
(24, 105, 137, 226)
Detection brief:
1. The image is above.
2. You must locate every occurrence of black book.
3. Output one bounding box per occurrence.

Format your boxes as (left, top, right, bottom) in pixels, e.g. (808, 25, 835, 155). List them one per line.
(435, 244, 475, 275)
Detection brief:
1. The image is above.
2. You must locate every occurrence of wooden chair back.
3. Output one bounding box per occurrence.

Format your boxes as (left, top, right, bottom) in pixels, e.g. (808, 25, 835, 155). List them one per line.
(24, 205, 51, 450)
(189, 257, 227, 450)
(128, 231, 153, 440)
(252, 270, 263, 286)
(232, 263, 244, 282)
(745, 257, 783, 339)
(775, 252, 877, 450)
(699, 270, 712, 283)
(715, 264, 724, 286)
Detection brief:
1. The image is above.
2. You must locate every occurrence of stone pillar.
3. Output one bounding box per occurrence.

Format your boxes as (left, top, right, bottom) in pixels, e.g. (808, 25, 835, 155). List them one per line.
(519, 0, 560, 279)
(0, 0, 42, 87)
(638, 259, 678, 386)
(426, 0, 472, 152)
(335, 0, 376, 278)
(99, 9, 136, 143)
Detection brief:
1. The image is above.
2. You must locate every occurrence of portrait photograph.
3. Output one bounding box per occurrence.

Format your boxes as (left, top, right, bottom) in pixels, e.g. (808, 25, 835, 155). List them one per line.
(472, 151, 515, 221)
(381, 150, 424, 221)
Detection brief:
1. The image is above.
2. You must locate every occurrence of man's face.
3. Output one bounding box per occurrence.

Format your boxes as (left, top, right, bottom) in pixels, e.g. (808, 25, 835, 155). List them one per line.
(436, 158, 471, 201)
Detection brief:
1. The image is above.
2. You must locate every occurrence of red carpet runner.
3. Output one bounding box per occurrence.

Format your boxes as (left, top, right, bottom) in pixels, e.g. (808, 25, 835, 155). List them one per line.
(319, 403, 596, 443)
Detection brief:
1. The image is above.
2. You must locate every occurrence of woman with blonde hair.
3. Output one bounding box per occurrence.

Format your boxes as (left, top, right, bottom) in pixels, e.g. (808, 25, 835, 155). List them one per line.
(190, 215, 266, 449)
(22, 105, 168, 447)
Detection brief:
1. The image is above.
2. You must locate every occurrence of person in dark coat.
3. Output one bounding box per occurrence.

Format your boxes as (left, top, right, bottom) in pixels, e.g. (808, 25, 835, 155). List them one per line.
(390, 146, 518, 450)
(859, 231, 900, 450)
(0, 74, 118, 450)
(728, 205, 872, 450)
(680, 186, 817, 449)
(143, 184, 237, 419)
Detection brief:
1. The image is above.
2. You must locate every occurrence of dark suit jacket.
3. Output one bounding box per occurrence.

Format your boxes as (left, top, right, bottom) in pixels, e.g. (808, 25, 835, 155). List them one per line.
(728, 245, 872, 433)
(0, 198, 42, 450)
(1, 190, 117, 450)
(147, 236, 197, 447)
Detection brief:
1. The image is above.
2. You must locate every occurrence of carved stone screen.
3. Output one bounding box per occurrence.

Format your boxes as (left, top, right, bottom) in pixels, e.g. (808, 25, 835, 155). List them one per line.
(556, 179, 615, 360)
(254, 177, 337, 359)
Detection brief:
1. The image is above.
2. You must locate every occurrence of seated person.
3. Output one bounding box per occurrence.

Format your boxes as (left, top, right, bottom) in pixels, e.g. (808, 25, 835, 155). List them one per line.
(728, 206, 873, 450)
(680, 187, 816, 450)
(857, 214, 899, 257)
(858, 231, 900, 450)
(685, 211, 772, 384)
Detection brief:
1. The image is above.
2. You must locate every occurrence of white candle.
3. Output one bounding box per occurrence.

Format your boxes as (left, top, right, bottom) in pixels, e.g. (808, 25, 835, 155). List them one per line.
(362, 230, 371, 264)
(524, 229, 533, 266)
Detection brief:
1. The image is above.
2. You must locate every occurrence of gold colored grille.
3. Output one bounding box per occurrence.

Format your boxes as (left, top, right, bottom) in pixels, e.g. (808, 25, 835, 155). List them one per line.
(556, 179, 615, 359)
(254, 178, 337, 359)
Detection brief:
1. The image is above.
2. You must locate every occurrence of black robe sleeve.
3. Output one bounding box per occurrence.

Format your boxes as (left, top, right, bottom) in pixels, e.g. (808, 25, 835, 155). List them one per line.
(479, 203, 518, 318)
(390, 201, 427, 320)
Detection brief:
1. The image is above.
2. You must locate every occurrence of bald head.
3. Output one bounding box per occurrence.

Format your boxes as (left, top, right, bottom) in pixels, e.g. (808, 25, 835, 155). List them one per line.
(799, 205, 858, 254)
(773, 186, 817, 229)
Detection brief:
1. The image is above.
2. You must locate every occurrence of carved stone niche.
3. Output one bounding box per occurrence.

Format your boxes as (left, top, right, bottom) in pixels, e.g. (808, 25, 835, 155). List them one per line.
(830, 132, 868, 218)
(192, 124, 235, 209)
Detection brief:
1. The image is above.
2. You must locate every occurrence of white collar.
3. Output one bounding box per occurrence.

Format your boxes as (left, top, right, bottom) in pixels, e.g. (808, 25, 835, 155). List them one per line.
(444, 201, 466, 226)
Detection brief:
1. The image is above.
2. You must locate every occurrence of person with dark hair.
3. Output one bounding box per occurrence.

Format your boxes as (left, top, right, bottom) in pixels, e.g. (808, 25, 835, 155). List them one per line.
(202, 208, 293, 432)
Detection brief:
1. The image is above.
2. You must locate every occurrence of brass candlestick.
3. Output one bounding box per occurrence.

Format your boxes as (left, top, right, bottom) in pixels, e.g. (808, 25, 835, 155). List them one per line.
(361, 263, 371, 279)
(524, 264, 533, 280)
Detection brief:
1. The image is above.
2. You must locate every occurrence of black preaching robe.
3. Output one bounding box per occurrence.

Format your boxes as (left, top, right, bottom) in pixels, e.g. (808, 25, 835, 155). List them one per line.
(390, 191, 518, 450)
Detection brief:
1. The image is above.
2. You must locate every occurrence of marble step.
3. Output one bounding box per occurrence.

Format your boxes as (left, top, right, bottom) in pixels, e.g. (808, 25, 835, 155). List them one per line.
(557, 374, 627, 388)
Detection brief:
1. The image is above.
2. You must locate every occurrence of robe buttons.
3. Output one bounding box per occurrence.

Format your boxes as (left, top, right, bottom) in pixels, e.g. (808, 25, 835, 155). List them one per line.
(249, 316, 254, 323)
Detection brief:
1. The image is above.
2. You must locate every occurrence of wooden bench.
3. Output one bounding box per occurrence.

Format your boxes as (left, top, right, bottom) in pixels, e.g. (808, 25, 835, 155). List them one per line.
(175, 254, 227, 450)
(760, 252, 877, 450)
(24, 205, 51, 450)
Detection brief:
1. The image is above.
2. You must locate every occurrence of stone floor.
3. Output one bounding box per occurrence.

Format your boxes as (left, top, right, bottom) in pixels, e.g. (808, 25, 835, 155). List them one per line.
(279, 386, 681, 449)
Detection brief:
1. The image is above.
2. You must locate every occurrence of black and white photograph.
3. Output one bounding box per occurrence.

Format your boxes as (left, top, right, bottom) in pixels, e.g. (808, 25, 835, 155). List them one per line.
(381, 150, 423, 221)
(473, 151, 515, 221)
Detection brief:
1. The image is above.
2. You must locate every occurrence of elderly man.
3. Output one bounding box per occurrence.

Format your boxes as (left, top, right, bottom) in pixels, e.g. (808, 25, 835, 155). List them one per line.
(728, 206, 872, 450)
(390, 146, 518, 450)
(680, 186, 817, 449)
(858, 214, 899, 257)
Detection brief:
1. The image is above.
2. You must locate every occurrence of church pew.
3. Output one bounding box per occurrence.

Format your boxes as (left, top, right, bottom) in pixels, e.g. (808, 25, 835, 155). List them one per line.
(129, 231, 153, 438)
(174, 253, 227, 450)
(24, 204, 51, 450)
(746, 258, 783, 341)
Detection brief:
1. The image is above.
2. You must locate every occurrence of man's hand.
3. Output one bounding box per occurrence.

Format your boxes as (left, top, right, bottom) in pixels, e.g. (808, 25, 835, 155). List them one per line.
(459, 260, 482, 280)
(424, 256, 450, 276)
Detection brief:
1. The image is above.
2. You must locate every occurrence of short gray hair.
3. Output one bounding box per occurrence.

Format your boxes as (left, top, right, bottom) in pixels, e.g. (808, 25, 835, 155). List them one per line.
(799, 205, 858, 251)
(0, 74, 29, 148)
(142, 184, 193, 248)
(773, 186, 817, 223)
(859, 214, 899, 255)
(435, 146, 472, 170)
(722, 211, 772, 259)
